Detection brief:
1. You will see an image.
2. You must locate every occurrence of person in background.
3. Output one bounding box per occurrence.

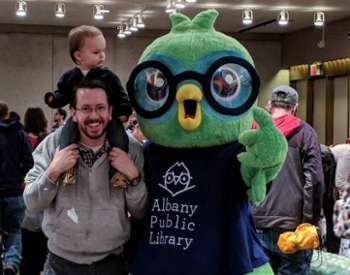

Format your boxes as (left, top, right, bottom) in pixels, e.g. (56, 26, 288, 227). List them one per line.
(51, 108, 67, 132)
(320, 144, 339, 253)
(330, 142, 350, 257)
(21, 107, 49, 275)
(124, 112, 146, 145)
(253, 85, 324, 275)
(24, 107, 48, 148)
(0, 101, 33, 275)
(24, 79, 147, 275)
(9, 111, 21, 123)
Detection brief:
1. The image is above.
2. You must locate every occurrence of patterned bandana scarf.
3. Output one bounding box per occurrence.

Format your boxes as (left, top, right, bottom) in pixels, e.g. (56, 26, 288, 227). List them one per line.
(79, 142, 109, 168)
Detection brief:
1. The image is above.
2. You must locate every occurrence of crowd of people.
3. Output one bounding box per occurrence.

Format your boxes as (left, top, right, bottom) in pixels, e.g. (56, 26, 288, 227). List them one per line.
(1, 23, 350, 275)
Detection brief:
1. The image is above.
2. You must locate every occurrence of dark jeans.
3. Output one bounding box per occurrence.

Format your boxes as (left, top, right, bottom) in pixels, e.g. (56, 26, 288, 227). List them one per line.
(43, 252, 127, 275)
(20, 228, 48, 275)
(0, 196, 25, 270)
(256, 228, 313, 275)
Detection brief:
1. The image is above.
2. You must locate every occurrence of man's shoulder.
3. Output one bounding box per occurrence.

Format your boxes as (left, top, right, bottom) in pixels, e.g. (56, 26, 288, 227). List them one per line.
(35, 128, 60, 153)
(295, 120, 317, 137)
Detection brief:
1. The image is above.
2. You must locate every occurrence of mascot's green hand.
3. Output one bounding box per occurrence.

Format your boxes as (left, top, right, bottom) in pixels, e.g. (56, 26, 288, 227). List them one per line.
(238, 106, 287, 205)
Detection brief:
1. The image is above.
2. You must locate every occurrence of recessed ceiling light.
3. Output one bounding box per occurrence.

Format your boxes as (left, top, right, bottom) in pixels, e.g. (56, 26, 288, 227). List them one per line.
(242, 9, 253, 25)
(136, 14, 145, 28)
(55, 3, 66, 18)
(16, 0, 27, 17)
(175, 0, 186, 10)
(278, 10, 289, 26)
(130, 17, 138, 32)
(93, 4, 109, 20)
(314, 11, 325, 27)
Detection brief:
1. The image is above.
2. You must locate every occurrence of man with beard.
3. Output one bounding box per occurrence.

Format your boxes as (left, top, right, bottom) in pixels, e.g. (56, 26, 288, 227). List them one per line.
(23, 79, 148, 275)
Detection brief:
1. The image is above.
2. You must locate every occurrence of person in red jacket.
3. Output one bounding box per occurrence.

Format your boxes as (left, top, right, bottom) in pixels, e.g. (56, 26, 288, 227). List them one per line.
(253, 85, 324, 275)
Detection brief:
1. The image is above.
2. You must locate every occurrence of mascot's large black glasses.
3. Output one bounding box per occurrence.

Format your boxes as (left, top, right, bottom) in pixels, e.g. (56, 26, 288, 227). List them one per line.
(127, 56, 260, 119)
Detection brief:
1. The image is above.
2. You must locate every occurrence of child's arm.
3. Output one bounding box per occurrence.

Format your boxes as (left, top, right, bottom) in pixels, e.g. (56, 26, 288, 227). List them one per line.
(44, 69, 83, 108)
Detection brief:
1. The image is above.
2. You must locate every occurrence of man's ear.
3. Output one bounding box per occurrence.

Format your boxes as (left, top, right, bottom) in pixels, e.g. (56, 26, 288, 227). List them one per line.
(109, 106, 113, 121)
(71, 107, 77, 122)
(292, 103, 298, 115)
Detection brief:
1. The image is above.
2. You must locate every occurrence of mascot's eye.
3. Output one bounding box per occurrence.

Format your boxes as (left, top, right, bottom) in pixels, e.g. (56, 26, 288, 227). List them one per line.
(211, 66, 239, 98)
(133, 67, 170, 112)
(146, 69, 169, 101)
(210, 63, 253, 109)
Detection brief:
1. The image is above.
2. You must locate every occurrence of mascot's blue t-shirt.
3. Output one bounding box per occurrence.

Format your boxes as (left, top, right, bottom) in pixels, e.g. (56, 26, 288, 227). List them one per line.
(130, 141, 268, 275)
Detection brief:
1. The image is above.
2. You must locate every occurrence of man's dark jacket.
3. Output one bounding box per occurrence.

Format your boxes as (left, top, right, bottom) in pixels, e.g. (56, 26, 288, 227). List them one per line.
(0, 119, 33, 197)
(253, 117, 324, 230)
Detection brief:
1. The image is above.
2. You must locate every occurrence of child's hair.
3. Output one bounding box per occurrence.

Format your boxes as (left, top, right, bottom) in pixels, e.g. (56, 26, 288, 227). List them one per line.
(68, 25, 103, 64)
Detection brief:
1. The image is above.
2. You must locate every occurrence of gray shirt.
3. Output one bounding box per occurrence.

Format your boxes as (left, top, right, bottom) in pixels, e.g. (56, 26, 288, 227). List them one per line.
(23, 129, 148, 264)
(331, 144, 350, 190)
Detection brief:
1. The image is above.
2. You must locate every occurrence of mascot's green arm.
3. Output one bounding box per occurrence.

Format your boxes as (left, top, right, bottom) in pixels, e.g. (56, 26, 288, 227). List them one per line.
(245, 263, 274, 275)
(238, 106, 288, 205)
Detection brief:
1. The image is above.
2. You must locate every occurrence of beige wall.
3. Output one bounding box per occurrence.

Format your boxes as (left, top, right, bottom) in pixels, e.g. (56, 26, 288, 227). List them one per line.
(282, 17, 350, 143)
(0, 26, 282, 128)
(283, 17, 350, 67)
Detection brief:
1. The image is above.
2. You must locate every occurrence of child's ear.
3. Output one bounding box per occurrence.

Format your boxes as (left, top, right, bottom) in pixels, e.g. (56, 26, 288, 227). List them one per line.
(73, 51, 81, 65)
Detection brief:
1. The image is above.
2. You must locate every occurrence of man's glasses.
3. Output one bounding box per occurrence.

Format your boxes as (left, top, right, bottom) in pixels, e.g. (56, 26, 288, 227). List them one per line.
(127, 56, 260, 118)
(75, 105, 108, 115)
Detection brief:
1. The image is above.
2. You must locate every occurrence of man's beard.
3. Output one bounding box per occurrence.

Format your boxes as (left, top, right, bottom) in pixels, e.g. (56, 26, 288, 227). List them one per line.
(80, 118, 107, 140)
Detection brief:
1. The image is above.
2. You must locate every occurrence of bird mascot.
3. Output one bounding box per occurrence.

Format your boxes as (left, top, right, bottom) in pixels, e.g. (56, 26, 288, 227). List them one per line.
(126, 9, 288, 275)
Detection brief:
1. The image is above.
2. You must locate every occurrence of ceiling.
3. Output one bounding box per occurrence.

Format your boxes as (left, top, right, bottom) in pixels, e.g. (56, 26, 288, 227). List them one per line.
(0, 0, 350, 34)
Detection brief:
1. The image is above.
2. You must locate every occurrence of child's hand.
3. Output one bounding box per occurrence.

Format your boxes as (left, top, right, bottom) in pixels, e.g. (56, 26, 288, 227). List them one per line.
(118, 115, 128, 122)
(44, 93, 55, 104)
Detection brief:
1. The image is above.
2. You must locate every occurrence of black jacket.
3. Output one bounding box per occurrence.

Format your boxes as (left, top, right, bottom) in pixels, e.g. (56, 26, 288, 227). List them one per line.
(45, 67, 132, 117)
(0, 119, 33, 196)
(253, 121, 324, 230)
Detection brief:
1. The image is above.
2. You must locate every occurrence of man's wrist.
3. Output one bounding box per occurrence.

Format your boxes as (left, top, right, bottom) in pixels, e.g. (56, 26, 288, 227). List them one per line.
(47, 168, 61, 183)
(128, 171, 141, 186)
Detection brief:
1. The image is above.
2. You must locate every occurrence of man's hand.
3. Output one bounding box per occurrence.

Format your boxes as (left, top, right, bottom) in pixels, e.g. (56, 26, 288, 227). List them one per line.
(47, 144, 79, 182)
(109, 147, 139, 181)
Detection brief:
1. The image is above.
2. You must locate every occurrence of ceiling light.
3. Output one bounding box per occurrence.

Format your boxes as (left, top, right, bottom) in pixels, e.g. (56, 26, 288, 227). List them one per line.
(117, 25, 126, 39)
(165, 0, 177, 14)
(314, 11, 325, 27)
(136, 14, 145, 28)
(130, 17, 138, 32)
(278, 10, 289, 26)
(242, 9, 253, 25)
(185, 0, 197, 3)
(55, 3, 66, 18)
(174, 0, 186, 10)
(93, 4, 109, 20)
(16, 0, 27, 17)
(124, 23, 132, 35)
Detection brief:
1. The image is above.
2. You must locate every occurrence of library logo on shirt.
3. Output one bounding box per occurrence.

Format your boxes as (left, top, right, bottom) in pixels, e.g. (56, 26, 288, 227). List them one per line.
(158, 162, 195, 197)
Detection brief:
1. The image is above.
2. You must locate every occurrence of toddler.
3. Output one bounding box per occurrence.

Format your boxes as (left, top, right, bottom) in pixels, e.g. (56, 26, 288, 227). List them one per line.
(45, 25, 132, 186)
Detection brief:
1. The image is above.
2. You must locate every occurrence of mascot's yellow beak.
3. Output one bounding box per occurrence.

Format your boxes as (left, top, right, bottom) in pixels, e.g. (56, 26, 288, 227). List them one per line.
(176, 84, 203, 131)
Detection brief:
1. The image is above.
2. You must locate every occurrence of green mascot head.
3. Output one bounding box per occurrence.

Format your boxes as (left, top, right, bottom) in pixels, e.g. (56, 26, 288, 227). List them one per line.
(127, 9, 260, 148)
